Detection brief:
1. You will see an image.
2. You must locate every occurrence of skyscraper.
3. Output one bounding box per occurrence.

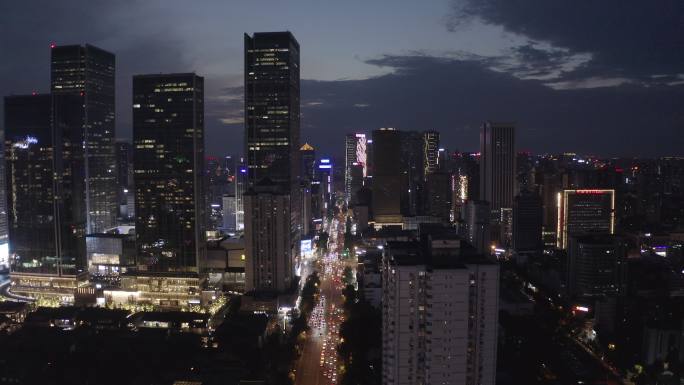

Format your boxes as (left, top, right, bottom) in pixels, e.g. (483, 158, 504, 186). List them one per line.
(4, 93, 87, 300)
(132, 73, 206, 272)
(244, 31, 301, 263)
(557, 189, 615, 249)
(422, 130, 440, 178)
(372, 128, 402, 226)
(382, 240, 499, 385)
(345, 133, 367, 202)
(51, 44, 117, 233)
(480, 121, 516, 218)
(244, 32, 300, 189)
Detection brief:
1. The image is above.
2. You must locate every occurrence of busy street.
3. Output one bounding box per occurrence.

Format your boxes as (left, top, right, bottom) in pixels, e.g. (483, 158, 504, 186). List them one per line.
(295, 215, 348, 385)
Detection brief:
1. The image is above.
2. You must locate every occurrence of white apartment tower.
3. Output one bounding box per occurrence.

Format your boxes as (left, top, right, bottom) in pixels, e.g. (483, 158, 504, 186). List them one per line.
(382, 241, 499, 385)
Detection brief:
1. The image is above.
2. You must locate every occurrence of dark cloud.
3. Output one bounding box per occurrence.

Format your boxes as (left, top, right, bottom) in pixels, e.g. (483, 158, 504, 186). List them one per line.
(292, 55, 684, 158)
(450, 0, 684, 81)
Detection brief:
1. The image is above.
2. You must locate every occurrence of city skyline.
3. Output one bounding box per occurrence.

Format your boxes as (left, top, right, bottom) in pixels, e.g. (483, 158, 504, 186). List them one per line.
(0, 3, 683, 385)
(2, 1, 683, 158)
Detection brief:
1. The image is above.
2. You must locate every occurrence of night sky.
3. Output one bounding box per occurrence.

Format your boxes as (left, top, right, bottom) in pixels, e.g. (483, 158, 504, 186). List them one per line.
(1, 0, 683, 158)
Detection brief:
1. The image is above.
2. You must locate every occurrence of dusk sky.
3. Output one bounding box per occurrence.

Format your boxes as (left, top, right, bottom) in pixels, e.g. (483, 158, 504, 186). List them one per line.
(1, 0, 683, 158)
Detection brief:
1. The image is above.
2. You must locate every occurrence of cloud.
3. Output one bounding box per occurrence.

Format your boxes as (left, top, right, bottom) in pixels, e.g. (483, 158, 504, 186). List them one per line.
(297, 54, 684, 157)
(449, 0, 684, 83)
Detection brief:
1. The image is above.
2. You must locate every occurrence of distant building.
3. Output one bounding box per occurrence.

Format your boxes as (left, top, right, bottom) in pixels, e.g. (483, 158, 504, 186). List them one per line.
(425, 172, 451, 222)
(382, 240, 499, 385)
(222, 194, 237, 232)
(116, 140, 133, 220)
(399, 130, 424, 216)
(557, 189, 615, 249)
(372, 128, 402, 226)
(235, 159, 247, 231)
(132, 73, 206, 272)
(422, 130, 440, 178)
(464, 200, 491, 254)
(345, 133, 367, 202)
(244, 180, 292, 293)
(567, 234, 626, 298)
(300, 143, 316, 182)
(480, 121, 516, 219)
(513, 190, 543, 253)
(318, 158, 334, 214)
(51, 44, 117, 233)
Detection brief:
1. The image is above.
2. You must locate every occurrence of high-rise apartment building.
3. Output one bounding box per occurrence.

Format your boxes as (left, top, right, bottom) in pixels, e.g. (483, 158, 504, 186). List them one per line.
(372, 128, 402, 226)
(557, 189, 615, 249)
(423, 130, 440, 178)
(132, 73, 206, 272)
(244, 181, 292, 292)
(480, 121, 516, 218)
(382, 240, 499, 385)
(51, 44, 117, 233)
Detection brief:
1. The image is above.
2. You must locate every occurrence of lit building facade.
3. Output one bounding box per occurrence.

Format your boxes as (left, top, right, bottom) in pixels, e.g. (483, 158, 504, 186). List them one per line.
(345, 133, 367, 202)
(557, 189, 615, 249)
(244, 31, 300, 189)
(235, 158, 247, 231)
(422, 130, 440, 178)
(51, 44, 117, 233)
(132, 73, 206, 272)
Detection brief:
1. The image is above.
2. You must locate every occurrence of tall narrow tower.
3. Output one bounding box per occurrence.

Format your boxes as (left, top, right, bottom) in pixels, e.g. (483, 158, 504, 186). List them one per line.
(51, 44, 117, 233)
(479, 121, 516, 218)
